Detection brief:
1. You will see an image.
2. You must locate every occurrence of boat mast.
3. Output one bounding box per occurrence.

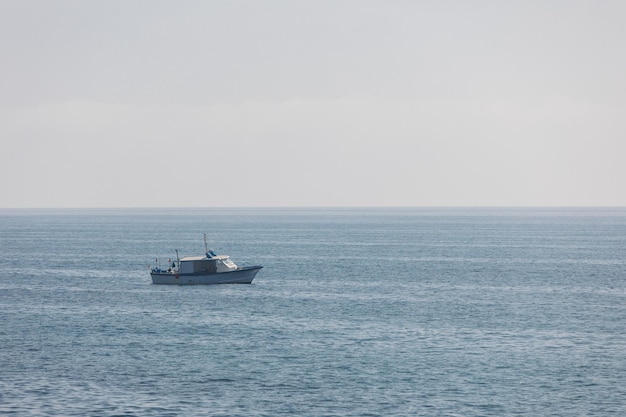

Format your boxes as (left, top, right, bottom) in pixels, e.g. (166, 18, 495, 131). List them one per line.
(204, 233, 209, 255)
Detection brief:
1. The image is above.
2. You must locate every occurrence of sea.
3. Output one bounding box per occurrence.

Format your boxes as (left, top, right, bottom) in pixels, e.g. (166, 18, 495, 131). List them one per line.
(0, 207, 625, 416)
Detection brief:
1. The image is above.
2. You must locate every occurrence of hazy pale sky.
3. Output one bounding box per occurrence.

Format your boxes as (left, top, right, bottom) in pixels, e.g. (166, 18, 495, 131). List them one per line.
(1, 0, 625, 207)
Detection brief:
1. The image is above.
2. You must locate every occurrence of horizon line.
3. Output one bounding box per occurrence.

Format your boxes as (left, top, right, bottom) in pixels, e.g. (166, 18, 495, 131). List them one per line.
(2, 205, 625, 210)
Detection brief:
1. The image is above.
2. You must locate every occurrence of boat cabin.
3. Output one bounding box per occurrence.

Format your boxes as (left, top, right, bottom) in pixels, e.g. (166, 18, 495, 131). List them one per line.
(178, 254, 238, 274)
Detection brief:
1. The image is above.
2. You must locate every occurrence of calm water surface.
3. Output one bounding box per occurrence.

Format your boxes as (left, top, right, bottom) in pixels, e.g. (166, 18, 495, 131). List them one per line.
(0, 208, 625, 416)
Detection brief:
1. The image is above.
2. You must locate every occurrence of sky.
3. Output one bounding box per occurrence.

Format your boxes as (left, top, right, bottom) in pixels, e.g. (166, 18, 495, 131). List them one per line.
(1, 0, 625, 208)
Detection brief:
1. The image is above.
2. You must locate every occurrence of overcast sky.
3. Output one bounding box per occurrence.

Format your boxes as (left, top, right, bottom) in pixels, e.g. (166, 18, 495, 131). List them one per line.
(1, 0, 624, 208)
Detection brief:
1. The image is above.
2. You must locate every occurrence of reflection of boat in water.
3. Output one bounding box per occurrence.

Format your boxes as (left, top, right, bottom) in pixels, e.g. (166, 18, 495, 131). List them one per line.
(150, 236, 263, 285)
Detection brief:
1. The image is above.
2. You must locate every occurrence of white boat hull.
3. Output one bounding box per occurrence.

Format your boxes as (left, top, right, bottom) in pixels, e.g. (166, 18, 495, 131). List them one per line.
(151, 266, 262, 285)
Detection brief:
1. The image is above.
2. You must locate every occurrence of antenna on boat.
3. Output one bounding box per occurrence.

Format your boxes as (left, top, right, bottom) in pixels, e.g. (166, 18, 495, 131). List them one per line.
(204, 233, 209, 255)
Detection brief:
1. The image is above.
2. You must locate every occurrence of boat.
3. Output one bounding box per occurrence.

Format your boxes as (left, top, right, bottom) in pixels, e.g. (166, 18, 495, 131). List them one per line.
(150, 236, 263, 285)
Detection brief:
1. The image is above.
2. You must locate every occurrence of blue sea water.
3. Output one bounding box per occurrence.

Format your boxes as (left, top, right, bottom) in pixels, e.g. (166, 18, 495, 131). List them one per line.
(0, 207, 625, 416)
